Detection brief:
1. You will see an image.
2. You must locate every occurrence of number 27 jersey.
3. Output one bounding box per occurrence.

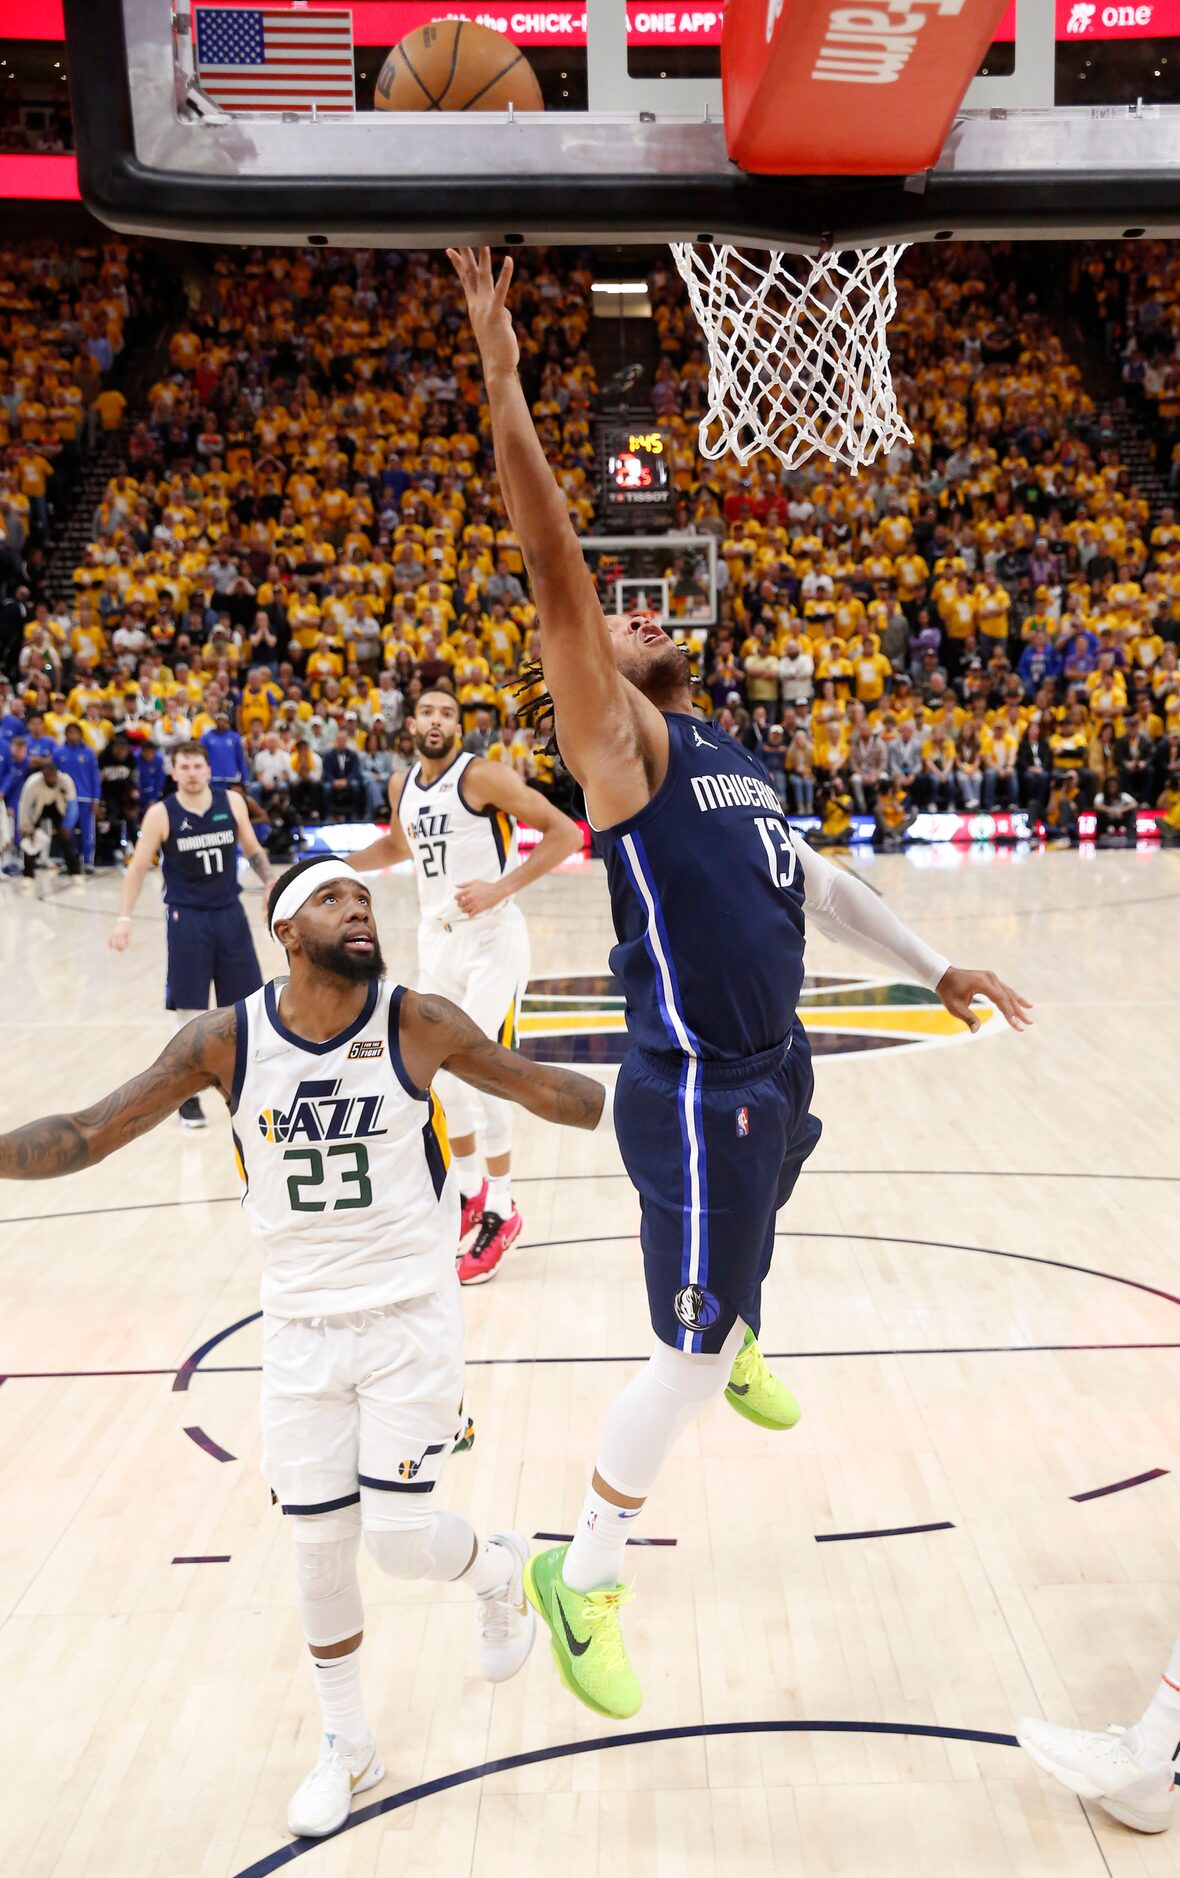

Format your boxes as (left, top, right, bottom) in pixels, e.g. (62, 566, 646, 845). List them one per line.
(398, 751, 517, 924)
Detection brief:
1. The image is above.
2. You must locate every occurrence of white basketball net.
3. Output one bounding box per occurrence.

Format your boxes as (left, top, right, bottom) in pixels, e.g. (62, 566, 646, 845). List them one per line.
(669, 242, 911, 476)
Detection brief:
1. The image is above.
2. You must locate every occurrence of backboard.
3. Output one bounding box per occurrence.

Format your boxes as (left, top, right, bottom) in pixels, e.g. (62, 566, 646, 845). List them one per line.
(64, 0, 1180, 248)
(578, 535, 719, 632)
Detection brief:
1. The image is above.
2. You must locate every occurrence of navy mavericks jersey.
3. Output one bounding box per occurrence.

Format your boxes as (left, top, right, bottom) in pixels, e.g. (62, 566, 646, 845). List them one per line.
(161, 789, 241, 909)
(599, 714, 807, 1059)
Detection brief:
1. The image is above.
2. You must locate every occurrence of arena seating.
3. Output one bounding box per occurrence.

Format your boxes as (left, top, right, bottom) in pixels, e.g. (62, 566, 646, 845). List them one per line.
(3, 235, 1179, 868)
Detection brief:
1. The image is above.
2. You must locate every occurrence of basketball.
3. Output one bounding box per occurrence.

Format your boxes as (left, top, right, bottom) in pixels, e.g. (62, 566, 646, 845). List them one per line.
(374, 21, 544, 114)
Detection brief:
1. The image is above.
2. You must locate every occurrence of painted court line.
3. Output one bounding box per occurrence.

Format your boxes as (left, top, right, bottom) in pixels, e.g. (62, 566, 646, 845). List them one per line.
(815, 1521, 955, 1544)
(230, 1719, 1024, 1875)
(1070, 1468, 1169, 1502)
(172, 1555, 231, 1564)
(533, 1531, 677, 1547)
(183, 1426, 236, 1463)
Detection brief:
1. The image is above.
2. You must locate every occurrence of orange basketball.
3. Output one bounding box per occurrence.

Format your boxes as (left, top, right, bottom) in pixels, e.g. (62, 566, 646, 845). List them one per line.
(374, 20, 544, 113)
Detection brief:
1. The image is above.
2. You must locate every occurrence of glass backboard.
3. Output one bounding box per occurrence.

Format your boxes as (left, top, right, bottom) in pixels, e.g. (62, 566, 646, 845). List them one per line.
(63, 0, 1180, 247)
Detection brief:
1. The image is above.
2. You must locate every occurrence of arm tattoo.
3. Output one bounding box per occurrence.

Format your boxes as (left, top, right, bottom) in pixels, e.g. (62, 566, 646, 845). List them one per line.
(247, 850, 272, 883)
(0, 1005, 238, 1181)
(414, 994, 603, 1130)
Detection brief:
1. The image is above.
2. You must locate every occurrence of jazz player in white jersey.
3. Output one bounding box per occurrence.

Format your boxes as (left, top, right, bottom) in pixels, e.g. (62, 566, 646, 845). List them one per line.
(354, 686, 582, 1283)
(0, 856, 609, 1841)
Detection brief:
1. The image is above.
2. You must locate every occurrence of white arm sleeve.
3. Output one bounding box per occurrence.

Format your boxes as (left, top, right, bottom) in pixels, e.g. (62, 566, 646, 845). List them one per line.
(790, 831, 950, 992)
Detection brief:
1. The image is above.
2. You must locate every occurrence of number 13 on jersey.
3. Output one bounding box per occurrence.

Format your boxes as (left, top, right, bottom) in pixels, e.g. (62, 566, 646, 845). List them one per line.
(754, 816, 798, 890)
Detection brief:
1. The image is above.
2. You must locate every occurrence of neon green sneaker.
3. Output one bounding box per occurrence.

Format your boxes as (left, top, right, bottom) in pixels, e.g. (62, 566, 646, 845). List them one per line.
(725, 1328, 801, 1430)
(522, 1543, 642, 1719)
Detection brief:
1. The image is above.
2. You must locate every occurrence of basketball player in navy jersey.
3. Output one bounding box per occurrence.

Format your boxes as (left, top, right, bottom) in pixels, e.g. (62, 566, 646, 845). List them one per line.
(452, 247, 1034, 1720)
(109, 740, 270, 1128)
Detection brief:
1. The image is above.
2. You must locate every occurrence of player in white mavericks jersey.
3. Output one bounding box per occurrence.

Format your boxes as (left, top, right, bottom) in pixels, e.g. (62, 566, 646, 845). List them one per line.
(355, 686, 581, 1284)
(0, 856, 609, 1842)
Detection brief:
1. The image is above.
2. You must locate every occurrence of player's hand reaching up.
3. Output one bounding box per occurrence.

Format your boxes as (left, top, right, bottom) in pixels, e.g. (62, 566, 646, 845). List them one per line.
(447, 247, 519, 380)
(936, 966, 1033, 1033)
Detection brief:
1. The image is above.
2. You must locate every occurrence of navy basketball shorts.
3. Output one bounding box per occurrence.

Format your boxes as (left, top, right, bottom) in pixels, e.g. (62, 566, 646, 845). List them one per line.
(165, 902, 263, 1011)
(614, 1028, 822, 1355)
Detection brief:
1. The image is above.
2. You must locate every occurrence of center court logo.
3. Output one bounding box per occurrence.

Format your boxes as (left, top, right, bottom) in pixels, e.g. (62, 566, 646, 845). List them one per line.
(517, 973, 996, 1066)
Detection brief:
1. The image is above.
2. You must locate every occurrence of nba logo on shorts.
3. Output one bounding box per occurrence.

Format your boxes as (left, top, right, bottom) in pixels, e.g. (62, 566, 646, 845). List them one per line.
(735, 1106, 749, 1137)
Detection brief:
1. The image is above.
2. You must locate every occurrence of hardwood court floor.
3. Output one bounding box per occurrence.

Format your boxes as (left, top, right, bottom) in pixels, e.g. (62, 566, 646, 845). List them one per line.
(1, 842, 1179, 1877)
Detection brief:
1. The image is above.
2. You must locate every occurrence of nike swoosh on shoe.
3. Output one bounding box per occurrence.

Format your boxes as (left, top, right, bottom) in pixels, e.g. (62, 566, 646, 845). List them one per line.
(555, 1593, 591, 1657)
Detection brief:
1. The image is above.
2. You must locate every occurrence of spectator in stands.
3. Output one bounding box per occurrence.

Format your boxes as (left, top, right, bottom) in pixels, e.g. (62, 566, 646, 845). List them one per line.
(55, 721, 100, 871)
(322, 728, 364, 821)
(1018, 715, 1054, 815)
(360, 726, 394, 819)
(1093, 773, 1138, 842)
(462, 706, 497, 757)
(202, 710, 247, 787)
(18, 756, 80, 886)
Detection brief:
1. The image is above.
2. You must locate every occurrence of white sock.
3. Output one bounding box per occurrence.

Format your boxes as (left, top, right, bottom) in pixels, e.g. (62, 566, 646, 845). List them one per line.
(459, 1535, 516, 1596)
(486, 1172, 511, 1218)
(1130, 1631, 1180, 1765)
(562, 1483, 642, 1593)
(453, 1150, 481, 1198)
(311, 1649, 369, 1747)
(562, 1320, 746, 1594)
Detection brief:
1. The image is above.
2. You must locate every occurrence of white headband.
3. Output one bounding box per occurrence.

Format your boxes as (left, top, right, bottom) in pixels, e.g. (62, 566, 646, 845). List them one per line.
(269, 860, 360, 935)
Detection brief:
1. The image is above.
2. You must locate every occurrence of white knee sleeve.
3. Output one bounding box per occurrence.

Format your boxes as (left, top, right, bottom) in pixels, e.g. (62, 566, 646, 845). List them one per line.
(596, 1320, 746, 1500)
(172, 1007, 205, 1035)
(432, 1065, 481, 1142)
(364, 1509, 476, 1582)
(290, 1509, 364, 1649)
(479, 1093, 514, 1159)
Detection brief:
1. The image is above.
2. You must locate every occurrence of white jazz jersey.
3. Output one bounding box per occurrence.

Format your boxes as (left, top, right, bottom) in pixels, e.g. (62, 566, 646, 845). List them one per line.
(231, 978, 458, 1317)
(398, 750, 518, 925)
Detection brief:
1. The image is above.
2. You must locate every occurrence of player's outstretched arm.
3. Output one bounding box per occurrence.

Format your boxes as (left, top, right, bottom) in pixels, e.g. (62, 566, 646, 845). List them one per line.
(227, 788, 273, 887)
(447, 246, 652, 796)
(352, 773, 412, 872)
(790, 833, 1033, 1033)
(453, 764, 582, 915)
(401, 991, 605, 1130)
(0, 1008, 238, 1179)
(109, 800, 169, 949)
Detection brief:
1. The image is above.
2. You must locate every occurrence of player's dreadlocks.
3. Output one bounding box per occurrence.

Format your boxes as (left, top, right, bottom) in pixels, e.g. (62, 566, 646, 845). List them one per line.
(514, 634, 697, 763)
(513, 659, 560, 757)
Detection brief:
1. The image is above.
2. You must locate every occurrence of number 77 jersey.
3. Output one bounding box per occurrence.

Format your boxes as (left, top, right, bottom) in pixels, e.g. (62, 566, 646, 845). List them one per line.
(598, 712, 809, 1061)
(231, 979, 459, 1315)
(161, 788, 243, 907)
(398, 751, 517, 926)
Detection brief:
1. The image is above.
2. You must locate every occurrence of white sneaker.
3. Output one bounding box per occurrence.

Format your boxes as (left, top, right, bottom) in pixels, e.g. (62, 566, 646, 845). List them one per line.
(286, 1732, 384, 1839)
(476, 1530, 536, 1683)
(1017, 1717, 1175, 1832)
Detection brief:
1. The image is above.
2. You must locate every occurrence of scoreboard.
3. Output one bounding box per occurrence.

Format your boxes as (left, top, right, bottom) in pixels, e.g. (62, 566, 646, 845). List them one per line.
(599, 422, 675, 521)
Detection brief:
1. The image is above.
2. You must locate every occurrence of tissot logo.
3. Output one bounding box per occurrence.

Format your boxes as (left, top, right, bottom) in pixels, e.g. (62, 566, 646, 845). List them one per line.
(257, 1078, 387, 1145)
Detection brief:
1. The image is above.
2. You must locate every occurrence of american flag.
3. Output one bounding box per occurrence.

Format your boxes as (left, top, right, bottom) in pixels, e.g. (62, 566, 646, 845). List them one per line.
(194, 7, 355, 114)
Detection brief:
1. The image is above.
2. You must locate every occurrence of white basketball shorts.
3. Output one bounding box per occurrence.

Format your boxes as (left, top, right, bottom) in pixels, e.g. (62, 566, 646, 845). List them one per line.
(417, 902, 531, 1142)
(260, 1274, 466, 1522)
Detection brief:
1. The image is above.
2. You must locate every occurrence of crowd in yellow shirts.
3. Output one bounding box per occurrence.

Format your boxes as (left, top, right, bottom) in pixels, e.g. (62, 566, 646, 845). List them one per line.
(648, 243, 1180, 842)
(3, 237, 1180, 860)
